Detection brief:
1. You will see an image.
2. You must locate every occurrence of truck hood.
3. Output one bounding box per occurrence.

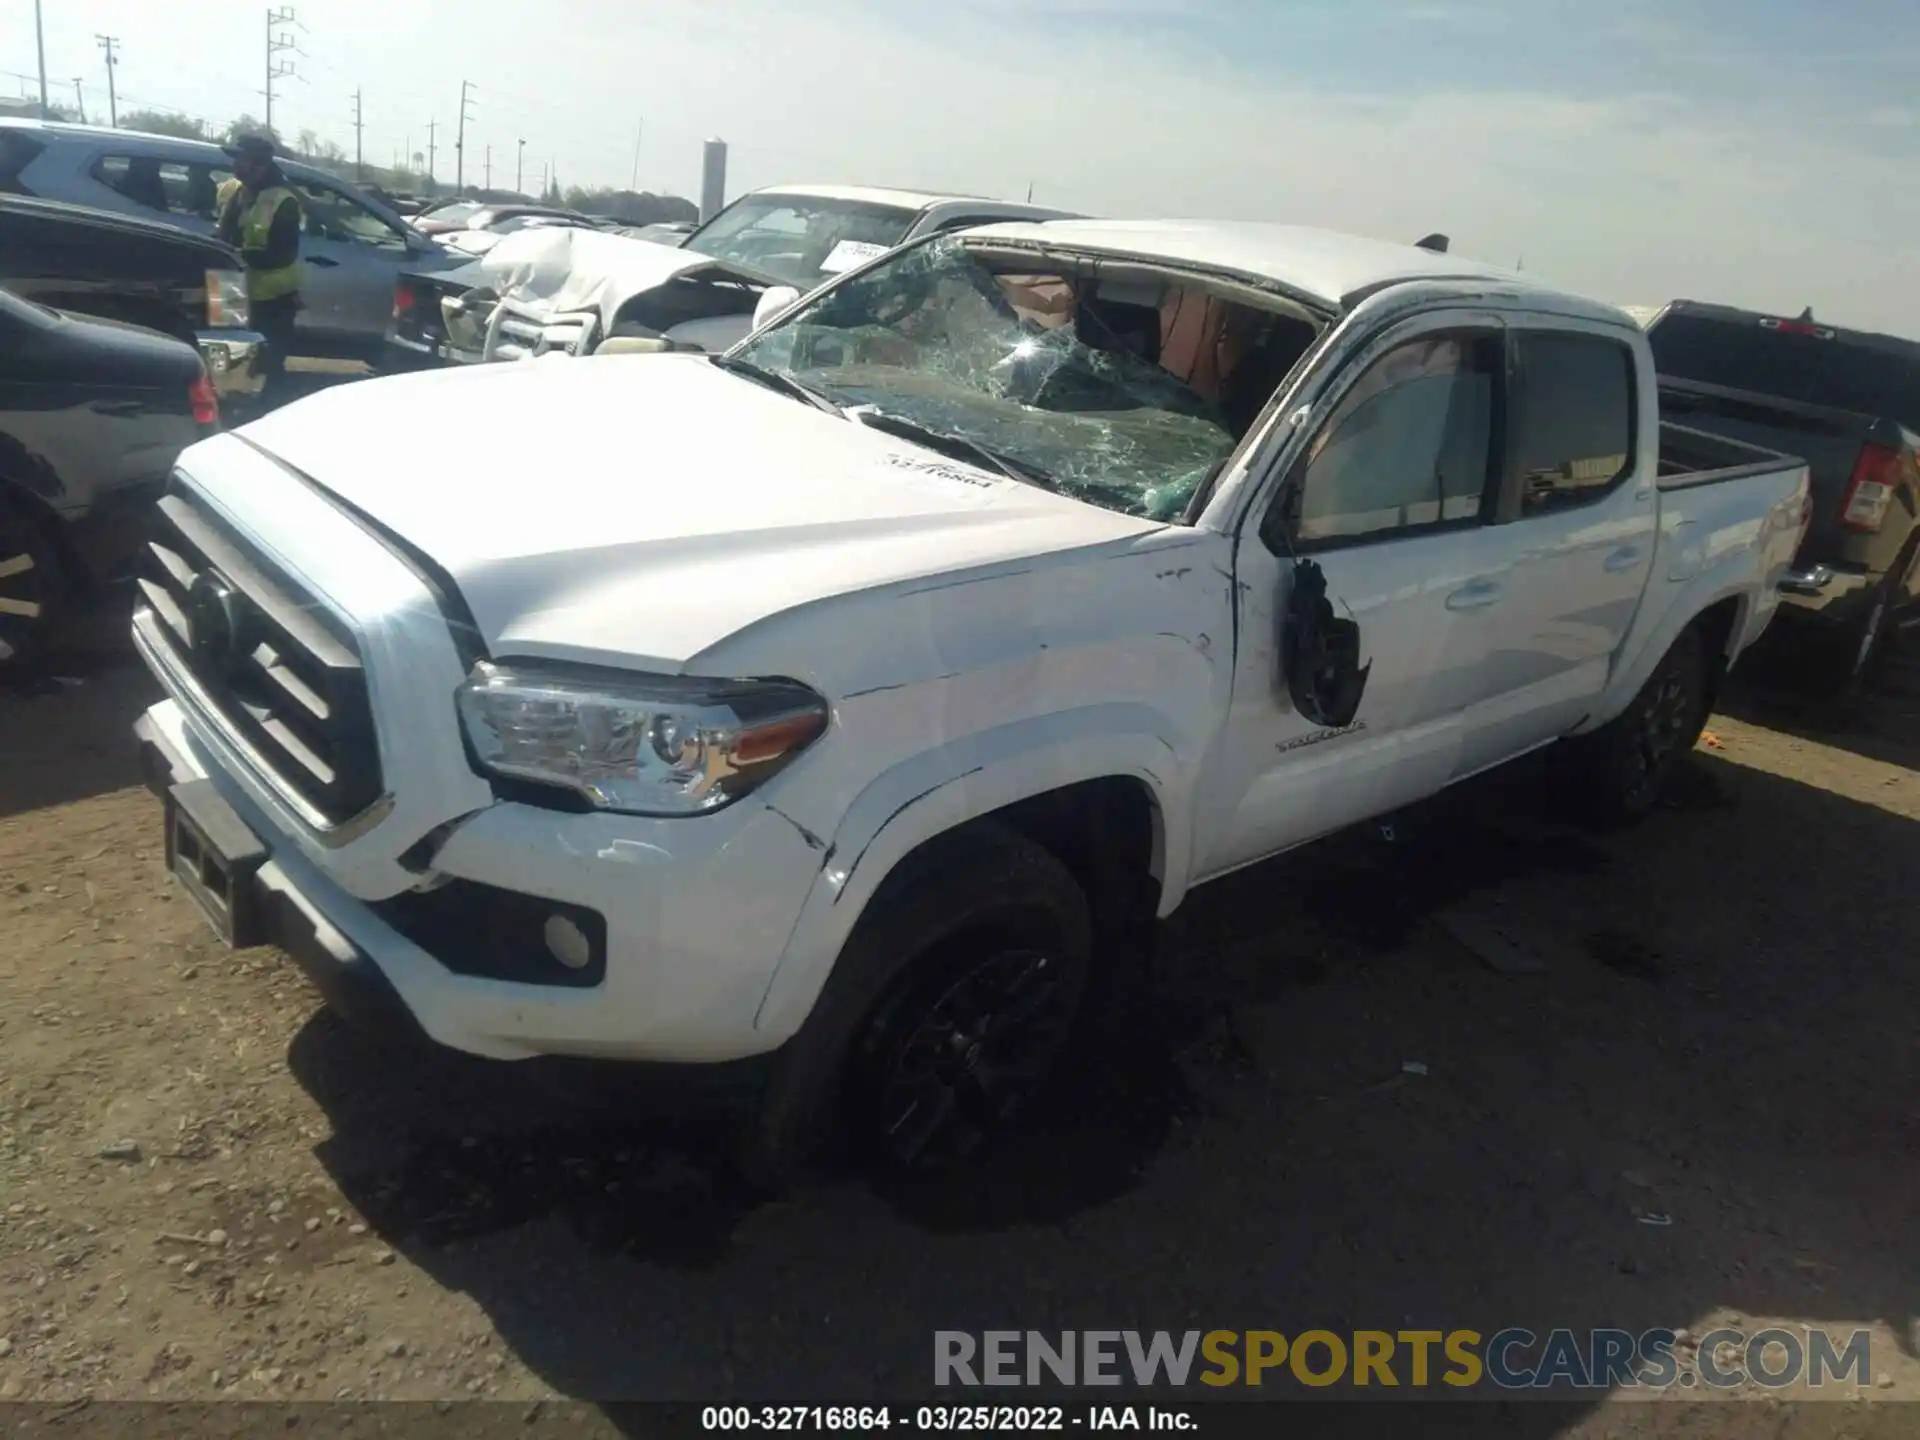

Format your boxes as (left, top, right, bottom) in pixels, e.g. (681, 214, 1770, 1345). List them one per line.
(233, 354, 1163, 669)
(459, 226, 768, 329)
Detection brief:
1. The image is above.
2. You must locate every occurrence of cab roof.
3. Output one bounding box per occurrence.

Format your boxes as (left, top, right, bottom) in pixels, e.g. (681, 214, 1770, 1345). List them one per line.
(956, 217, 1594, 315)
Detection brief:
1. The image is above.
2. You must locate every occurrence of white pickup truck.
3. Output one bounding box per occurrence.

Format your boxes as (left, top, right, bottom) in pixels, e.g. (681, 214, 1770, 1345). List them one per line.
(132, 220, 1811, 1179)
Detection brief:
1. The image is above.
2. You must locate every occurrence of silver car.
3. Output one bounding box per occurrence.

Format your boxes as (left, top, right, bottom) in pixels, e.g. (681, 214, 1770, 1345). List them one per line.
(0, 118, 466, 361)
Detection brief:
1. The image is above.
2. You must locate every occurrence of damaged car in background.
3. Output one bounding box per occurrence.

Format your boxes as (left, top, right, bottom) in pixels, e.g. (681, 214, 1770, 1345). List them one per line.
(386, 183, 1076, 367)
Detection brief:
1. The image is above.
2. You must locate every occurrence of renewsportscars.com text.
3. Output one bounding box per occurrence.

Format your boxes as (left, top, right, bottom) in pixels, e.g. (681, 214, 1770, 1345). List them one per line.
(934, 1328, 1873, 1391)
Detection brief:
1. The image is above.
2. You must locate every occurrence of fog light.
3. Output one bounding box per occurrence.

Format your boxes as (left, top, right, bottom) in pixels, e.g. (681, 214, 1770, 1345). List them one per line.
(543, 913, 593, 971)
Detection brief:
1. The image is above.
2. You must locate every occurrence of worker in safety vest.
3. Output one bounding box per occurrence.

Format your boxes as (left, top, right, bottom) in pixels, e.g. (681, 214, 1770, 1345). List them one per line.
(216, 134, 305, 407)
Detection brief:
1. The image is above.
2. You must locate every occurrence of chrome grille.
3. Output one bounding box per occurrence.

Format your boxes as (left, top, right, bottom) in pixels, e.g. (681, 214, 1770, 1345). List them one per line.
(137, 485, 383, 826)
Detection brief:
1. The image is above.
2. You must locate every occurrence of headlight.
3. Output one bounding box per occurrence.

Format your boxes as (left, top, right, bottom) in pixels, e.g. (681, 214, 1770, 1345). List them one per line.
(205, 268, 251, 329)
(455, 661, 828, 816)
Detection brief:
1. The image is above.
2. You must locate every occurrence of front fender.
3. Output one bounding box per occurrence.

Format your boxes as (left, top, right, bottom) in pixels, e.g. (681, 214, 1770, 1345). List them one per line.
(752, 703, 1190, 1044)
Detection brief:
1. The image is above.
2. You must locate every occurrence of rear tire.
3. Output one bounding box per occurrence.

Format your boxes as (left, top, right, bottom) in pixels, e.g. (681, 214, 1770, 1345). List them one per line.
(1560, 623, 1711, 827)
(0, 496, 64, 677)
(733, 825, 1093, 1191)
(1832, 536, 1918, 700)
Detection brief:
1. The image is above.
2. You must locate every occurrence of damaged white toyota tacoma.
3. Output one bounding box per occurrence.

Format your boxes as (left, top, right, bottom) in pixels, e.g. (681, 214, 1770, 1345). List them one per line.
(133, 220, 1811, 1177)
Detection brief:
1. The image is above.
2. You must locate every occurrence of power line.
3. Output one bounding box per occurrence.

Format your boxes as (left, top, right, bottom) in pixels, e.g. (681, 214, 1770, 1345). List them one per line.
(94, 35, 119, 128)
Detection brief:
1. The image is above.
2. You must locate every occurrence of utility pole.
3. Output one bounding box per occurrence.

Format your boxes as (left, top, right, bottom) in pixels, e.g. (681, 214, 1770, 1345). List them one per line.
(351, 88, 364, 180)
(454, 80, 474, 193)
(94, 36, 119, 129)
(265, 7, 299, 137)
(426, 120, 437, 185)
(72, 78, 85, 124)
(483, 144, 491, 191)
(629, 119, 641, 192)
(516, 138, 525, 195)
(33, 0, 48, 119)
(540, 159, 548, 200)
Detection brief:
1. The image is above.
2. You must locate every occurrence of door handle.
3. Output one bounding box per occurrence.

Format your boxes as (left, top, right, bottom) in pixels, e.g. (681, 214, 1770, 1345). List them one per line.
(1445, 578, 1505, 611)
(306, 255, 340, 268)
(1603, 545, 1643, 572)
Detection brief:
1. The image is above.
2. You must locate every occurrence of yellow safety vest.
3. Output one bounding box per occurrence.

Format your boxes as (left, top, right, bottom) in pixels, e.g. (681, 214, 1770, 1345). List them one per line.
(219, 181, 305, 303)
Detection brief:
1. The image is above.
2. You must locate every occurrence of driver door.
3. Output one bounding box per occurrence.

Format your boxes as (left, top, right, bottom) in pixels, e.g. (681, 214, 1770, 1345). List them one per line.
(1194, 312, 1514, 878)
(284, 177, 417, 352)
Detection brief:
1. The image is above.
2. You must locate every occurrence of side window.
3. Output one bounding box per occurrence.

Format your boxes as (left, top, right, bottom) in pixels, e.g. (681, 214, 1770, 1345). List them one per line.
(290, 181, 408, 250)
(1267, 330, 1500, 550)
(0, 132, 44, 195)
(1510, 331, 1635, 515)
(91, 155, 228, 220)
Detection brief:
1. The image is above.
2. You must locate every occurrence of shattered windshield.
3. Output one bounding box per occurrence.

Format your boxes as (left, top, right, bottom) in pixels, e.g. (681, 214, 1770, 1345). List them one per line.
(732, 234, 1314, 520)
(683, 194, 920, 290)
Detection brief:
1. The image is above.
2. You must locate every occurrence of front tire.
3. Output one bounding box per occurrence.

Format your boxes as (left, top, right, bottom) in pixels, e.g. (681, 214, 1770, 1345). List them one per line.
(1562, 623, 1711, 827)
(736, 825, 1093, 1189)
(0, 497, 63, 676)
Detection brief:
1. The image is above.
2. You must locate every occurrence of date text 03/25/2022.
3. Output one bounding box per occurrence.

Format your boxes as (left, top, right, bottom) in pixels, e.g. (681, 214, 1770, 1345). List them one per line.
(701, 1406, 1194, 1432)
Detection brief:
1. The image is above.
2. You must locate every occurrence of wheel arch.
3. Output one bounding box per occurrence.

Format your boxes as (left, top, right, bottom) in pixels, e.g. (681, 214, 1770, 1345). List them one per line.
(753, 708, 1190, 1045)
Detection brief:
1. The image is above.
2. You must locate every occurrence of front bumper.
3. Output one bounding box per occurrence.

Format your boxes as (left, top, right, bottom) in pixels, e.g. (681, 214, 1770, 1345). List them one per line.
(132, 693, 824, 1066)
(195, 328, 267, 398)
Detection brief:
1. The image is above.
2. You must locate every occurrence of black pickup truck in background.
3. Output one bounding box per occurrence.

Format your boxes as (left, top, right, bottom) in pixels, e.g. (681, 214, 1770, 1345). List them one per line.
(0, 286, 216, 673)
(0, 194, 266, 410)
(1645, 301, 1920, 693)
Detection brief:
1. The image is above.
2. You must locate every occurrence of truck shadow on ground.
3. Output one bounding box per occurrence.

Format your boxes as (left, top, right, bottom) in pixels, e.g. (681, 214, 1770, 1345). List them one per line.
(288, 737, 1918, 1411)
(1718, 632, 1920, 772)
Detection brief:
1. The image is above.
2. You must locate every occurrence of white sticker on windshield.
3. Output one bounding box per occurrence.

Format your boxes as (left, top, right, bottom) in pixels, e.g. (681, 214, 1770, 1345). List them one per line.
(819, 239, 891, 274)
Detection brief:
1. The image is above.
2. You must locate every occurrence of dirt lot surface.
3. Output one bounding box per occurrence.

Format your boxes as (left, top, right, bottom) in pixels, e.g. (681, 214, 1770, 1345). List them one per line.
(1, 598, 1915, 1434)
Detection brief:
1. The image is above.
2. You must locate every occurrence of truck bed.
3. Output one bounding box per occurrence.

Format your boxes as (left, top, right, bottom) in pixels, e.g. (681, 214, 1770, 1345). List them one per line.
(1656, 418, 1807, 488)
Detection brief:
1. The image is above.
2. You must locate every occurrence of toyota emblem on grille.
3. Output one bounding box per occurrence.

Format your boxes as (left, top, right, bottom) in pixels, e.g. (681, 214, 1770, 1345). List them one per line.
(185, 571, 244, 672)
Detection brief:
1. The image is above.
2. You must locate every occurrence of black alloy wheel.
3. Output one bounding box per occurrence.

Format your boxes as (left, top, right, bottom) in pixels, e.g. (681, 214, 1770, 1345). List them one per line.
(862, 937, 1084, 1170)
(0, 501, 59, 673)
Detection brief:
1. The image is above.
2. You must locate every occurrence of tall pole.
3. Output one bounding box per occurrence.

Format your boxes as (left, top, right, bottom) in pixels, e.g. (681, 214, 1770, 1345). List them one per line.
(72, 78, 85, 125)
(265, 7, 299, 138)
(94, 36, 119, 128)
(426, 120, 437, 186)
(33, 0, 48, 119)
(454, 80, 474, 193)
(516, 138, 524, 195)
(483, 143, 491, 191)
(540, 159, 548, 200)
(352, 88, 364, 180)
(629, 119, 641, 192)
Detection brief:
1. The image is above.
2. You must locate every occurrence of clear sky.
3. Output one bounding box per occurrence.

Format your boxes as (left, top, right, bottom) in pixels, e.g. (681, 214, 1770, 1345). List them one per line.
(7, 0, 1916, 331)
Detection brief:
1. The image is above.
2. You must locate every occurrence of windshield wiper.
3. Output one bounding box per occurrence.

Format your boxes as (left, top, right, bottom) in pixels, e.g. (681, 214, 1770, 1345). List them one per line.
(851, 408, 1057, 490)
(708, 353, 843, 415)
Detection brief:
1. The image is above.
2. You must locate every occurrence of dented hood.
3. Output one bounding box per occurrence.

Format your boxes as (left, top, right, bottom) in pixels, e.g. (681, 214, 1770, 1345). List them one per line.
(231, 355, 1161, 669)
(464, 225, 768, 330)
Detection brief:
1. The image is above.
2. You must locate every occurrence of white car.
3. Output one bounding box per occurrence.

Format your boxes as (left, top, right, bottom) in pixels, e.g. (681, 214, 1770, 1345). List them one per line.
(134, 219, 1810, 1179)
(388, 183, 1078, 365)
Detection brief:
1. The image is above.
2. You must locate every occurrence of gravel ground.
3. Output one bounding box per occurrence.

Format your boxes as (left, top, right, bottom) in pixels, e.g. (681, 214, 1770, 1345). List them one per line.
(0, 603, 1915, 1434)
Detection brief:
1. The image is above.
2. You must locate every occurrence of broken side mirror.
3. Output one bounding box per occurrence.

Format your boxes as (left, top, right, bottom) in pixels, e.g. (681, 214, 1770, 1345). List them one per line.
(1281, 557, 1371, 729)
(752, 285, 803, 332)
